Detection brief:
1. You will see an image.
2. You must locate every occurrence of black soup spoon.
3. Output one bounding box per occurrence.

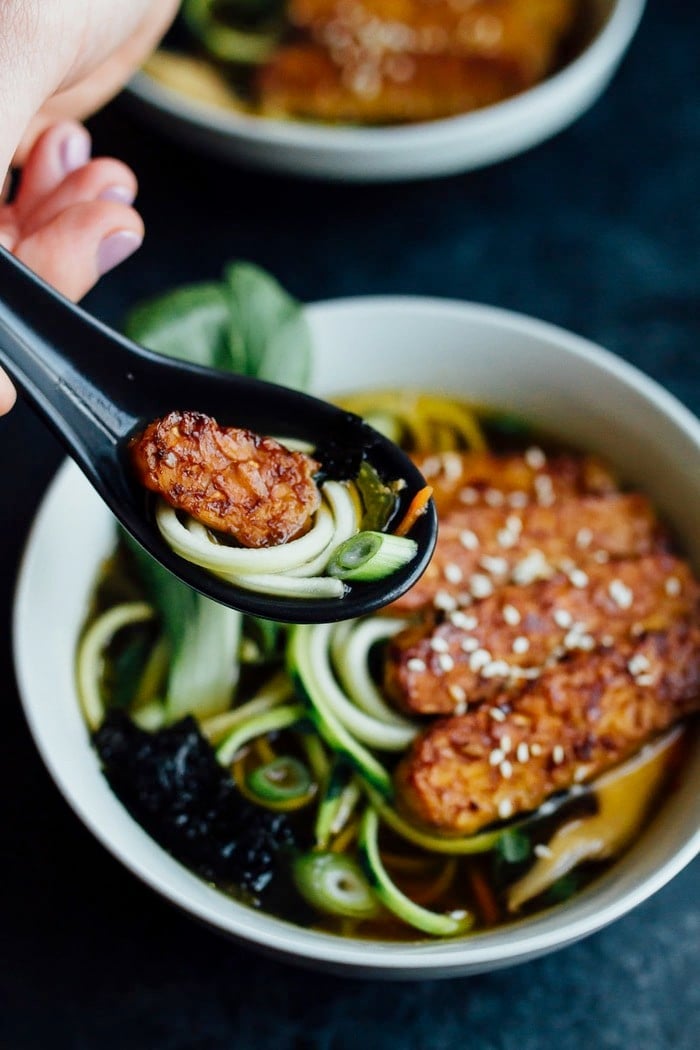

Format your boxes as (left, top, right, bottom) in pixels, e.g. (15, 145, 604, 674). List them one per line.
(0, 248, 436, 623)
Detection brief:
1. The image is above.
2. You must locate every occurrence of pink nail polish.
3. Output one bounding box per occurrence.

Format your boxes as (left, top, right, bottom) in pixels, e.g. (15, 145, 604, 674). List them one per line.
(59, 131, 91, 175)
(98, 185, 136, 206)
(97, 231, 142, 276)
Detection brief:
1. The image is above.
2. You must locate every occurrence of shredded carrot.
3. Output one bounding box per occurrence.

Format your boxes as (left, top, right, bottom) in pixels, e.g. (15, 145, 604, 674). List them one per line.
(395, 485, 433, 537)
(468, 865, 501, 927)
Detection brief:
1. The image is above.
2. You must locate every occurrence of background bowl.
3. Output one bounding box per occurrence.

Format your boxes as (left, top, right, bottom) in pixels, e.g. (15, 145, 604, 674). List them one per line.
(14, 297, 700, 978)
(125, 0, 646, 181)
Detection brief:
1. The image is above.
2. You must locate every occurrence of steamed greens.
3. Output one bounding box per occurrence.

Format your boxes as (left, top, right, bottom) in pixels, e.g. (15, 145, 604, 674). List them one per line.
(123, 262, 311, 723)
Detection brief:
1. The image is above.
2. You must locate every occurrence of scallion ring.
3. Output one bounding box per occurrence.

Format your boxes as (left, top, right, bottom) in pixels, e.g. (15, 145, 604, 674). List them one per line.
(246, 756, 313, 804)
(327, 531, 417, 582)
(292, 852, 380, 919)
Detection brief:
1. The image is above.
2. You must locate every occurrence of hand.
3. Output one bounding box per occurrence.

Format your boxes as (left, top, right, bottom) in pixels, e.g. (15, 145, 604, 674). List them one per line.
(13, 1, 180, 165)
(0, 0, 178, 415)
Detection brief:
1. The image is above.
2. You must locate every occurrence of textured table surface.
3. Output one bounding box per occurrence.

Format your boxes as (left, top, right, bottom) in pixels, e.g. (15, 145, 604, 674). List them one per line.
(1, 3, 698, 1047)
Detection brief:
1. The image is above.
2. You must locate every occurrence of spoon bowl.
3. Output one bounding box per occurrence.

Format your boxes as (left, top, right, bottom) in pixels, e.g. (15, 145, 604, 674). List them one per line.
(0, 249, 436, 622)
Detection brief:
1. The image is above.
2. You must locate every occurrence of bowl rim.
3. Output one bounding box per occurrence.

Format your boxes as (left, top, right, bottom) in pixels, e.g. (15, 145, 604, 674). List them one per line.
(126, 0, 646, 150)
(13, 294, 700, 976)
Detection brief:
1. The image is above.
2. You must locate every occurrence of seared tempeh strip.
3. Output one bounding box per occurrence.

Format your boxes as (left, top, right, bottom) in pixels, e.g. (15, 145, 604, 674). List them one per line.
(395, 623, 700, 833)
(130, 410, 321, 548)
(390, 492, 668, 613)
(385, 554, 699, 714)
(412, 449, 616, 515)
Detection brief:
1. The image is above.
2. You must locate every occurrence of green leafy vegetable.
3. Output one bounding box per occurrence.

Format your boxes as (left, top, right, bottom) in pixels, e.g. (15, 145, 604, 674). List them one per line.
(125, 261, 311, 389)
(123, 534, 241, 722)
(355, 461, 399, 532)
(497, 827, 532, 865)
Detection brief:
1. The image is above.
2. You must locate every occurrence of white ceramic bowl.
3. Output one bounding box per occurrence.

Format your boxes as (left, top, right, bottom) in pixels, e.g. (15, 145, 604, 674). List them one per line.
(14, 297, 700, 978)
(126, 0, 646, 181)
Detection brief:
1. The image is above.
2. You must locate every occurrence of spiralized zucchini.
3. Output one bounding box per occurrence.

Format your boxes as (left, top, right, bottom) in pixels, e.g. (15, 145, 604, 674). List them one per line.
(337, 391, 487, 454)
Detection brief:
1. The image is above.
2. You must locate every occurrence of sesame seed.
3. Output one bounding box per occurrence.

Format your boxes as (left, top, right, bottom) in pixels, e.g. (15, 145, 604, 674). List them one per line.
(485, 488, 505, 507)
(553, 609, 573, 629)
(461, 636, 480, 653)
(512, 636, 530, 655)
(530, 743, 542, 756)
(497, 528, 517, 549)
(593, 550, 610, 564)
(459, 529, 479, 550)
(442, 452, 463, 482)
(498, 798, 514, 819)
(609, 579, 633, 609)
(512, 550, 552, 586)
(508, 491, 529, 508)
(552, 745, 565, 765)
(459, 487, 478, 505)
(576, 527, 594, 549)
(451, 611, 478, 631)
(666, 576, 682, 597)
(534, 844, 554, 859)
(434, 590, 458, 612)
(535, 475, 555, 506)
(602, 634, 615, 647)
(628, 654, 650, 676)
(525, 446, 546, 470)
(503, 604, 522, 626)
(489, 749, 505, 766)
(407, 658, 426, 673)
(500, 760, 513, 779)
(500, 734, 512, 753)
(420, 456, 441, 478)
(454, 701, 468, 715)
(558, 557, 576, 573)
(444, 562, 463, 585)
(470, 574, 494, 599)
(489, 707, 507, 722)
(506, 515, 523, 534)
(448, 683, 467, 703)
(479, 555, 509, 576)
(429, 636, 450, 653)
(469, 648, 492, 672)
(564, 629, 595, 651)
(636, 673, 655, 687)
(438, 653, 455, 673)
(569, 569, 589, 589)
(517, 742, 530, 763)
(574, 766, 589, 783)
(481, 660, 511, 679)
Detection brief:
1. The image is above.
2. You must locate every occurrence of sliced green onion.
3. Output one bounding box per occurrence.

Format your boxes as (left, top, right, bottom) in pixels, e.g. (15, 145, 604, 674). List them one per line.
(216, 702, 305, 766)
(358, 809, 474, 938)
(292, 852, 380, 920)
(76, 602, 155, 731)
(247, 756, 312, 803)
(327, 532, 417, 582)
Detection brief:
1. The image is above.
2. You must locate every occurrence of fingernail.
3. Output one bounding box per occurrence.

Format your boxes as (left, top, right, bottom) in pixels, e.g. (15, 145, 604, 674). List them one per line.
(59, 130, 91, 175)
(98, 185, 136, 206)
(97, 230, 142, 276)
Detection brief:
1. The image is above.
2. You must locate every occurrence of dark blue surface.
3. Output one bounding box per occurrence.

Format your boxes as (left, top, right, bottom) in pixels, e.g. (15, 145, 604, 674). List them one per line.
(1, 2, 698, 1047)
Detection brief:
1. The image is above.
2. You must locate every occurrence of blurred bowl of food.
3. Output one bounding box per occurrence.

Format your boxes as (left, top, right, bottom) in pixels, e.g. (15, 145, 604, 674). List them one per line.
(13, 288, 700, 978)
(125, 0, 646, 180)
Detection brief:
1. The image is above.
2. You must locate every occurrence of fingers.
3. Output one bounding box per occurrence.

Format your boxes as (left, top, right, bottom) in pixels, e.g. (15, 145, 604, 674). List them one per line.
(20, 156, 138, 240)
(0, 369, 17, 416)
(15, 199, 144, 302)
(13, 122, 92, 219)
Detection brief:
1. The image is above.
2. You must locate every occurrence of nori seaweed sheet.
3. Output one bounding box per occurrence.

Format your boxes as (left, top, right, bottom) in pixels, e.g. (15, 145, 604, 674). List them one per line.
(93, 711, 296, 899)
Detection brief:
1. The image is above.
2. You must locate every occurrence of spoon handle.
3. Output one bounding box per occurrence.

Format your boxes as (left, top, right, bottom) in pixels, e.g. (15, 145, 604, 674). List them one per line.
(0, 247, 135, 465)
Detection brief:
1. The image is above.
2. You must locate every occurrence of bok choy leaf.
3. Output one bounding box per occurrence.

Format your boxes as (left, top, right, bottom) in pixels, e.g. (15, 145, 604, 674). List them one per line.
(121, 261, 311, 721)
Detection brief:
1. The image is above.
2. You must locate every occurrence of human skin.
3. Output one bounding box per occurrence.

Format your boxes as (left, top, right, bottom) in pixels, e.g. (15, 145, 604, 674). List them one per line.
(0, 0, 178, 413)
